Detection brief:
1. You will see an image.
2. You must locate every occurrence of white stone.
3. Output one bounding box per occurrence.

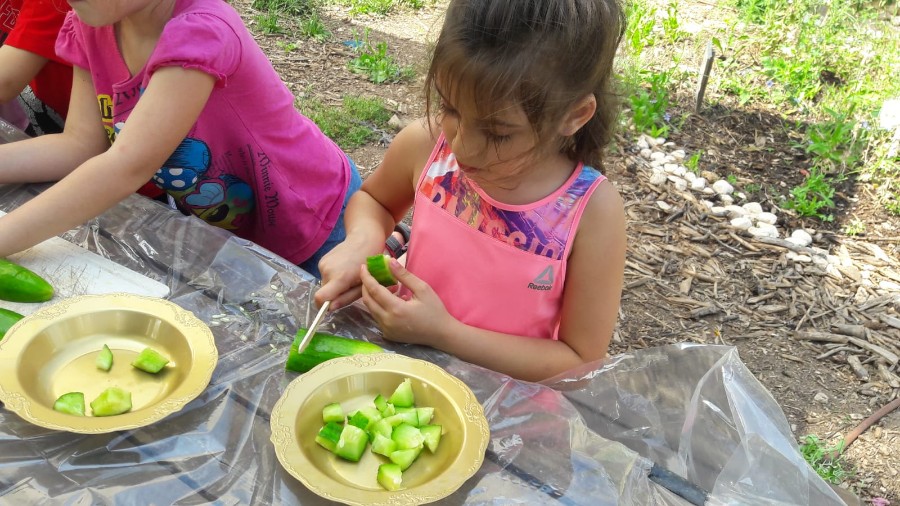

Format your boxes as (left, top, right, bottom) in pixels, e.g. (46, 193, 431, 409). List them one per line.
(656, 201, 673, 212)
(755, 212, 778, 225)
(637, 138, 650, 150)
(826, 254, 841, 265)
(664, 155, 677, 164)
(814, 392, 829, 403)
(742, 202, 764, 215)
(710, 206, 729, 217)
(663, 163, 679, 174)
(640, 148, 653, 159)
(735, 192, 747, 200)
(683, 171, 696, 181)
(725, 205, 748, 218)
(787, 229, 813, 247)
(787, 252, 812, 263)
(651, 151, 666, 161)
(690, 178, 707, 191)
(701, 200, 715, 209)
(671, 149, 686, 160)
(649, 170, 668, 186)
(650, 159, 664, 168)
(671, 177, 688, 192)
(812, 255, 828, 267)
(719, 194, 734, 206)
(702, 187, 716, 195)
(879, 98, 900, 130)
(749, 222, 779, 238)
(656, 137, 666, 146)
(712, 180, 735, 195)
(731, 216, 754, 230)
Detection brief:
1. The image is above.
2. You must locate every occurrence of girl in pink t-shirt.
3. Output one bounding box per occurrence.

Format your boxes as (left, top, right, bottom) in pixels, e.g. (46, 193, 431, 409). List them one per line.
(0, 0, 357, 278)
(316, 0, 627, 382)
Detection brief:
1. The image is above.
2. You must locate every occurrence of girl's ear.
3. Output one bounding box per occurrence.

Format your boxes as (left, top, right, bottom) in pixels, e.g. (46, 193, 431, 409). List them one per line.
(558, 94, 597, 136)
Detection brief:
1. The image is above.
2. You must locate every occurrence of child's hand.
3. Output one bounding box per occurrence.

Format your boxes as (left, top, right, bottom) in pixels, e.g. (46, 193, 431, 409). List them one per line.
(359, 258, 455, 347)
(315, 241, 369, 310)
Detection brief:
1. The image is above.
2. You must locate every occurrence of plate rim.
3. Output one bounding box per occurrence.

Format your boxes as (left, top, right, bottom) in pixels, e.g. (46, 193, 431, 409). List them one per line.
(0, 292, 218, 433)
(270, 353, 490, 506)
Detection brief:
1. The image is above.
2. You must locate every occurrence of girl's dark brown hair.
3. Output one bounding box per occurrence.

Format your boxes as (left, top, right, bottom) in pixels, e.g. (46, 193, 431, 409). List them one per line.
(425, 0, 624, 169)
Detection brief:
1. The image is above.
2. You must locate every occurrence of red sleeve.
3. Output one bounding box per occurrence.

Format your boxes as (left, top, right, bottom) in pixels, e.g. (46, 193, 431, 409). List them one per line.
(5, 0, 70, 64)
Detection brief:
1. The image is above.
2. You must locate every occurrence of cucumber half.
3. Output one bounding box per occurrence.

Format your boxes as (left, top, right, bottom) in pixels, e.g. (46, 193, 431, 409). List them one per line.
(366, 254, 397, 287)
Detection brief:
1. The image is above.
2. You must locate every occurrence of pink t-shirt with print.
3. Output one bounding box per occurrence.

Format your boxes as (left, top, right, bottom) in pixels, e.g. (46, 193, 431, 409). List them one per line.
(56, 0, 349, 264)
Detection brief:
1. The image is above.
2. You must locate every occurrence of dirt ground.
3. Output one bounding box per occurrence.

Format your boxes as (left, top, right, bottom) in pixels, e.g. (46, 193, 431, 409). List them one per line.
(235, 0, 900, 502)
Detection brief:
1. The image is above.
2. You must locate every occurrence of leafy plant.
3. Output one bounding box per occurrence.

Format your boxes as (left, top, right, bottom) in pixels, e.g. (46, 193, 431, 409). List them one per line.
(802, 107, 865, 173)
(843, 218, 866, 236)
(662, 3, 685, 43)
(684, 150, 702, 173)
(348, 33, 409, 84)
(624, 0, 657, 56)
(300, 13, 331, 41)
(252, 0, 316, 16)
(254, 12, 283, 34)
(628, 70, 671, 137)
(297, 94, 392, 150)
(798, 435, 853, 485)
(784, 167, 836, 221)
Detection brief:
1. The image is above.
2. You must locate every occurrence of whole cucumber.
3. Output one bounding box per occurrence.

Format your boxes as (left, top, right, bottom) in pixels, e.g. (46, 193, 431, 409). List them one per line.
(0, 258, 54, 303)
(286, 328, 384, 373)
(0, 307, 25, 340)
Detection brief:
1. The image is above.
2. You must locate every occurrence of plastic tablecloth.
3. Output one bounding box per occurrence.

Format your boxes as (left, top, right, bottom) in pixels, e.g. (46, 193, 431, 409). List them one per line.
(0, 120, 847, 505)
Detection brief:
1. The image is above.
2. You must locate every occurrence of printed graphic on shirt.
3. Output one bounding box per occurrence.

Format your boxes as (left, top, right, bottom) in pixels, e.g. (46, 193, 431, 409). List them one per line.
(528, 266, 555, 291)
(420, 141, 601, 261)
(0, 1, 18, 38)
(103, 90, 255, 231)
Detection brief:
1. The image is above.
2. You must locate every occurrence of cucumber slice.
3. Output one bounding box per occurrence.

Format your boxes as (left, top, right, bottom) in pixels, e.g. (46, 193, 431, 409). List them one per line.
(370, 418, 393, 440)
(419, 425, 442, 453)
(388, 447, 422, 471)
(0, 258, 54, 303)
(90, 387, 132, 416)
(53, 392, 85, 416)
(131, 347, 170, 373)
(348, 411, 370, 431)
(373, 394, 388, 413)
(383, 411, 418, 427)
(315, 421, 344, 452)
(391, 423, 425, 451)
(388, 378, 414, 408)
(377, 463, 403, 491)
(335, 424, 368, 462)
(366, 254, 397, 287)
(322, 402, 344, 423)
(96, 344, 114, 371)
(371, 433, 397, 457)
(415, 407, 434, 426)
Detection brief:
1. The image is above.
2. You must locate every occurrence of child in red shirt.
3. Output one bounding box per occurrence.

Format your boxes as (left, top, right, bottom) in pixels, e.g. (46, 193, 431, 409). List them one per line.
(0, 0, 72, 136)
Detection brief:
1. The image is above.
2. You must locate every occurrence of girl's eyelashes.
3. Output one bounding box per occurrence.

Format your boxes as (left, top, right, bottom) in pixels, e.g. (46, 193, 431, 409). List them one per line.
(488, 133, 511, 144)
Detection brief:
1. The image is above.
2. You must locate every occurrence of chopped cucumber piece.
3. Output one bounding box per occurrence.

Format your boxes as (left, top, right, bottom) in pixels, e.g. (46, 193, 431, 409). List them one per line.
(380, 402, 396, 417)
(335, 424, 368, 462)
(419, 425, 442, 453)
(348, 411, 370, 431)
(389, 447, 422, 471)
(371, 433, 398, 457)
(383, 411, 418, 427)
(415, 407, 434, 426)
(96, 344, 114, 371)
(90, 387, 132, 416)
(322, 402, 344, 423)
(315, 421, 344, 452)
(391, 423, 425, 451)
(131, 347, 170, 373)
(366, 254, 397, 287)
(377, 463, 403, 491)
(373, 394, 388, 413)
(52, 392, 85, 416)
(370, 418, 393, 440)
(388, 378, 414, 408)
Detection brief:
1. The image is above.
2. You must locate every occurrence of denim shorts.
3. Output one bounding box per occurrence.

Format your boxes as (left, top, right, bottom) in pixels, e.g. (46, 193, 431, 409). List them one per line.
(298, 158, 362, 279)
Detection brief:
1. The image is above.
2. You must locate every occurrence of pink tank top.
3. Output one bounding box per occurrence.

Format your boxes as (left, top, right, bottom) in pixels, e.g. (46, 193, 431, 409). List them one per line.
(403, 136, 607, 340)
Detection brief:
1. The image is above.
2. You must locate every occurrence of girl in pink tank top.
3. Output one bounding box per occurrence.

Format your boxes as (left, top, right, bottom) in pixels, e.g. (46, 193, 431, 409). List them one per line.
(316, 0, 627, 382)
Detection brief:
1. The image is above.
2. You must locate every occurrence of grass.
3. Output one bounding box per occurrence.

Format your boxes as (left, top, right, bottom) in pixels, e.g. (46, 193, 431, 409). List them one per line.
(297, 94, 393, 150)
(798, 435, 853, 485)
(323, 0, 434, 16)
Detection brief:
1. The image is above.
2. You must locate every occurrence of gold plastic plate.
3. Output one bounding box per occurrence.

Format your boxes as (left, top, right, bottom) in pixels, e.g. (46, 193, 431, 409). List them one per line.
(0, 293, 217, 433)
(271, 353, 490, 506)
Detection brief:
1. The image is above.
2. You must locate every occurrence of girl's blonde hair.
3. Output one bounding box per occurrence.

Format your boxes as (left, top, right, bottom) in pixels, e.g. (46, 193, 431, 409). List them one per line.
(425, 0, 624, 169)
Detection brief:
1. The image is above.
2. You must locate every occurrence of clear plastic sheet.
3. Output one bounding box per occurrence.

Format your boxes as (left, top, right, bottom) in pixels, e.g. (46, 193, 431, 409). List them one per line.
(0, 129, 848, 505)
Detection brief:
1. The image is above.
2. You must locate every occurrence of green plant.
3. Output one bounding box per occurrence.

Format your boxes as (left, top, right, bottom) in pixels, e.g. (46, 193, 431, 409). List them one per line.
(684, 150, 702, 173)
(252, 0, 316, 16)
(348, 33, 409, 84)
(662, 3, 685, 43)
(277, 40, 300, 52)
(726, 174, 738, 185)
(300, 13, 331, 41)
(624, 0, 657, 56)
(798, 435, 853, 484)
(784, 167, 836, 221)
(802, 107, 865, 173)
(297, 94, 392, 150)
(744, 183, 761, 195)
(254, 12, 283, 34)
(628, 70, 671, 137)
(843, 218, 866, 236)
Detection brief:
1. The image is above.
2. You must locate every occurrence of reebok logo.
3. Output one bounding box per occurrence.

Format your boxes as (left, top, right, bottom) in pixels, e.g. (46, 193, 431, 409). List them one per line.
(527, 266, 554, 291)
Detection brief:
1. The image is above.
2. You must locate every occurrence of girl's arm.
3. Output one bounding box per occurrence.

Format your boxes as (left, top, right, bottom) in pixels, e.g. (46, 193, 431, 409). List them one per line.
(0, 45, 47, 103)
(0, 67, 109, 183)
(360, 180, 627, 382)
(315, 119, 436, 309)
(0, 66, 215, 257)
